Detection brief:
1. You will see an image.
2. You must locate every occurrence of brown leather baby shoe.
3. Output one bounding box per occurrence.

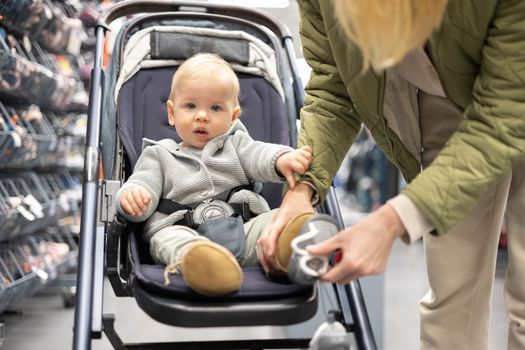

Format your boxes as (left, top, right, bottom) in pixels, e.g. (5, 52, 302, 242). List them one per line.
(274, 212, 315, 273)
(180, 241, 243, 296)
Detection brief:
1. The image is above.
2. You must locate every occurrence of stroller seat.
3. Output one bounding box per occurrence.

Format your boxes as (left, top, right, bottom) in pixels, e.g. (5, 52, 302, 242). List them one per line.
(129, 223, 317, 327)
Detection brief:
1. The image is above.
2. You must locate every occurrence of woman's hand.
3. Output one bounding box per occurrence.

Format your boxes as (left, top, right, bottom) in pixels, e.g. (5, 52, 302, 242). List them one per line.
(308, 204, 406, 284)
(257, 182, 315, 273)
(120, 186, 151, 217)
(276, 146, 313, 189)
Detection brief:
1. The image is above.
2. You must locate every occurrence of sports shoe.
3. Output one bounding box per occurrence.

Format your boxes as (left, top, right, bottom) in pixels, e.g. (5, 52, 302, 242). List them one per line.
(287, 214, 339, 285)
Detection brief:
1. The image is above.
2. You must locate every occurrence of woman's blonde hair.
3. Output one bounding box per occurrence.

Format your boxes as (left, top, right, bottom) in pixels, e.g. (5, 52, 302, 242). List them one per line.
(333, 0, 448, 71)
(169, 53, 240, 106)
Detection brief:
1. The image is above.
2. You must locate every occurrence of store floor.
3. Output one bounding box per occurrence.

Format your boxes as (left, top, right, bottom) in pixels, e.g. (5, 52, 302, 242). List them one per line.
(0, 238, 508, 350)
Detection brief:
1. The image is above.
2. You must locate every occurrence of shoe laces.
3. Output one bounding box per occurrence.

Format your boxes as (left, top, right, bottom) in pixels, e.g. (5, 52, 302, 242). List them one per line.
(164, 261, 181, 286)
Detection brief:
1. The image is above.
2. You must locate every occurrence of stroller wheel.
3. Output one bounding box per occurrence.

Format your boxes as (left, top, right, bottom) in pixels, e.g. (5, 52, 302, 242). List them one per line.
(62, 291, 76, 308)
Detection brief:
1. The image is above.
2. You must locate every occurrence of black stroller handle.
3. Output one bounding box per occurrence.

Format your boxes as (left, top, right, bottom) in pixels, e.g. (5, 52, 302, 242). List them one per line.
(97, 0, 292, 39)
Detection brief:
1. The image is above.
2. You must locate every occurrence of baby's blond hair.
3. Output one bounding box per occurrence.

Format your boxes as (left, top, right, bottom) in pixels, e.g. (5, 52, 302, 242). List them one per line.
(333, 0, 448, 71)
(168, 53, 240, 106)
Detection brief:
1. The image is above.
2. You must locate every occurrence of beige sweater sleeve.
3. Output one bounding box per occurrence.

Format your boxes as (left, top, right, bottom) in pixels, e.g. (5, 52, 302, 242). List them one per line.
(301, 181, 432, 244)
(387, 194, 434, 244)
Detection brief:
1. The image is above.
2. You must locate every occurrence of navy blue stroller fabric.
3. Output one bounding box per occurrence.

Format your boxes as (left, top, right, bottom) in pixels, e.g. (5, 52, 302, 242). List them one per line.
(129, 226, 311, 301)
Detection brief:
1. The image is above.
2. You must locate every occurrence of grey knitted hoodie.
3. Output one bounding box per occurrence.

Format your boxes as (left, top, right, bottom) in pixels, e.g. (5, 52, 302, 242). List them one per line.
(116, 120, 292, 240)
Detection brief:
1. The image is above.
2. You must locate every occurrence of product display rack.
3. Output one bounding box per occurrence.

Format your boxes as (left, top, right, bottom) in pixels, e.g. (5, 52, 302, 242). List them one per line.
(0, 0, 92, 344)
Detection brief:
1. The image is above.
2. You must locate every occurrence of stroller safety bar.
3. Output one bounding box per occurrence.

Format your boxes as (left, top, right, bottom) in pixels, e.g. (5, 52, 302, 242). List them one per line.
(97, 0, 292, 39)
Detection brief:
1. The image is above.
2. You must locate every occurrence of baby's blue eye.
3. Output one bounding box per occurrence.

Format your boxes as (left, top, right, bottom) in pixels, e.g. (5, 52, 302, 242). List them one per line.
(185, 103, 196, 110)
(211, 105, 222, 112)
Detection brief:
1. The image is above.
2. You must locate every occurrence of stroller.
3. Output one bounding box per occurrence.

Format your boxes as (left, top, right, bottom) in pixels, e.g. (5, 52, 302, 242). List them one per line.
(73, 1, 377, 349)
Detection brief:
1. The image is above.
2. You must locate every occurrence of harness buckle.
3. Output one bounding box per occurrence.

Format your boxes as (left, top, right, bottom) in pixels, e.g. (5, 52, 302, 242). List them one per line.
(192, 199, 235, 226)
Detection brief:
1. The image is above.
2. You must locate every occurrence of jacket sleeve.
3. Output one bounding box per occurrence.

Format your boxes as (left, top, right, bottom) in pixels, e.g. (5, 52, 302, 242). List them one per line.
(403, 0, 525, 234)
(233, 131, 293, 182)
(232, 130, 293, 183)
(115, 146, 163, 222)
(296, 0, 362, 202)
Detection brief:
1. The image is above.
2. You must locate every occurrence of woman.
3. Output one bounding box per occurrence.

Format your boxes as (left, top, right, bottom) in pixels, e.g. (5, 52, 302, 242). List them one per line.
(257, 1, 525, 349)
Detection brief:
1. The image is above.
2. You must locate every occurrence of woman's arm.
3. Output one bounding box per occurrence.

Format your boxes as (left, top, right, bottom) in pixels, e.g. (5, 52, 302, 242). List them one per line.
(296, 0, 362, 202)
(257, 0, 362, 271)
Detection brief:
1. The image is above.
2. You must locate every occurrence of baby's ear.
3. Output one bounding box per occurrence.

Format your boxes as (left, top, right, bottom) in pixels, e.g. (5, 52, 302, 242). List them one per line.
(232, 106, 241, 121)
(166, 99, 175, 125)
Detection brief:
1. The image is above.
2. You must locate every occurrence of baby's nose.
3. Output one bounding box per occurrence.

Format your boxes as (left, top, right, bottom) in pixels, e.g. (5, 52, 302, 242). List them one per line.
(195, 110, 208, 121)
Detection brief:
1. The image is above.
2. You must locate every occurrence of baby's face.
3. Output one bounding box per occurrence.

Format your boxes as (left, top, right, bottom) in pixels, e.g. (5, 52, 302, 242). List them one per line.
(167, 76, 240, 149)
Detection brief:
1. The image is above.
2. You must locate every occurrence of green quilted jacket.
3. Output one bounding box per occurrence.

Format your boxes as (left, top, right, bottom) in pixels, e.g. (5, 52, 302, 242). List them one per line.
(297, 0, 525, 234)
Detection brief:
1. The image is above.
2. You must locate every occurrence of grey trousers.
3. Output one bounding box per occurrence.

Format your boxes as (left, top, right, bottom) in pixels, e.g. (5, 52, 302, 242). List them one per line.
(149, 210, 274, 268)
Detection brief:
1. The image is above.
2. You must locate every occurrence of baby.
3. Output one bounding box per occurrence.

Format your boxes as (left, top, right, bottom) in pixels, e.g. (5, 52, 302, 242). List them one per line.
(116, 53, 312, 296)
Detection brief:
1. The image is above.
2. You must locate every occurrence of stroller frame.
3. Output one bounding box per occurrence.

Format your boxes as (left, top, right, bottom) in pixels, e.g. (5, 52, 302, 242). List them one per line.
(73, 1, 377, 350)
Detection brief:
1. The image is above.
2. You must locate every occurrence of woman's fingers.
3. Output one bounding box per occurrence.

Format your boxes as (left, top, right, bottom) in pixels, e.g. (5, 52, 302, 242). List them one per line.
(259, 185, 316, 274)
(257, 242, 271, 273)
(307, 235, 341, 256)
(314, 206, 404, 284)
(266, 212, 289, 259)
(257, 210, 292, 272)
(260, 221, 283, 268)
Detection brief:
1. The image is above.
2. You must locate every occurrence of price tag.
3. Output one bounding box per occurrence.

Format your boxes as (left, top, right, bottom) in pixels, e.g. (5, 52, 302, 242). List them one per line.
(17, 205, 35, 221)
(24, 194, 44, 219)
(32, 266, 49, 281)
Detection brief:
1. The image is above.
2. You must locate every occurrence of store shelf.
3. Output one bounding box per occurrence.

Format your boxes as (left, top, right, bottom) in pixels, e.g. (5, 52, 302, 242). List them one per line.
(0, 0, 85, 56)
(0, 0, 91, 322)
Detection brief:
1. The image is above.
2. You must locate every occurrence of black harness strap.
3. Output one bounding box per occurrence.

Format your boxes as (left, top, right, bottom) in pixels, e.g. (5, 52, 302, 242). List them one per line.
(156, 183, 256, 228)
(216, 183, 256, 202)
(156, 200, 192, 213)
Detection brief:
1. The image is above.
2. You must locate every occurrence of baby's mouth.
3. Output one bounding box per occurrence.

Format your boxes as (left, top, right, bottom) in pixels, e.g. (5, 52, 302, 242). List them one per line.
(194, 128, 208, 136)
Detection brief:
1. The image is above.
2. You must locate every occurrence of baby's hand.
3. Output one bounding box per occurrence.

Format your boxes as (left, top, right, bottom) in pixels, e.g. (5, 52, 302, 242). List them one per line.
(120, 186, 151, 217)
(276, 145, 313, 189)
